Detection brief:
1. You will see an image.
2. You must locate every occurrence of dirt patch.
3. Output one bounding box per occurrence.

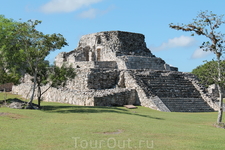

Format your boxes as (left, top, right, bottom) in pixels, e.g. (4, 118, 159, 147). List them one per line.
(95, 129, 123, 135)
(0, 112, 25, 119)
(0, 112, 9, 116)
(214, 123, 225, 129)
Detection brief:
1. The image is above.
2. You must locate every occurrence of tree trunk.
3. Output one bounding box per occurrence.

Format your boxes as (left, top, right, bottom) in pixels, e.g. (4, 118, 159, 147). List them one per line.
(37, 85, 41, 108)
(3, 87, 7, 104)
(216, 55, 223, 123)
(27, 71, 37, 108)
(217, 84, 223, 123)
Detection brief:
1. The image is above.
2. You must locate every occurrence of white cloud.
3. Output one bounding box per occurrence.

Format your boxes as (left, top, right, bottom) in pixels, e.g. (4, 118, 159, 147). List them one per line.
(77, 5, 115, 19)
(151, 36, 196, 51)
(191, 48, 212, 59)
(40, 0, 103, 13)
(78, 8, 98, 19)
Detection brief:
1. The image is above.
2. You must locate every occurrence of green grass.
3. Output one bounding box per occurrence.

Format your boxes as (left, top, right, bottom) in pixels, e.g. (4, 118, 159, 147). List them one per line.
(0, 92, 21, 100)
(1, 93, 225, 150)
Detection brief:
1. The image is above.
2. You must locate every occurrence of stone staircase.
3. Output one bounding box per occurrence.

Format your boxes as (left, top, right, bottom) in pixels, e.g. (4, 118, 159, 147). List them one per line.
(134, 70, 214, 112)
(160, 98, 214, 112)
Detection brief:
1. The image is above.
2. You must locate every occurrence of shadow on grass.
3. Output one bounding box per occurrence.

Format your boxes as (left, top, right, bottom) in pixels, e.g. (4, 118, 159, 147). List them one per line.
(41, 105, 164, 120)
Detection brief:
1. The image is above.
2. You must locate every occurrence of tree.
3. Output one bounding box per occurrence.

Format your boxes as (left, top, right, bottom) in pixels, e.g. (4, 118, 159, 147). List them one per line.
(11, 19, 70, 108)
(170, 10, 225, 124)
(0, 16, 76, 109)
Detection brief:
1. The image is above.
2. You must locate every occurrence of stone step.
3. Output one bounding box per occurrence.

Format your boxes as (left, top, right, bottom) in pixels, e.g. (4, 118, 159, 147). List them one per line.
(148, 84, 193, 86)
(149, 87, 198, 91)
(148, 91, 201, 98)
(142, 80, 193, 85)
(160, 98, 214, 112)
(145, 82, 193, 85)
(134, 71, 214, 112)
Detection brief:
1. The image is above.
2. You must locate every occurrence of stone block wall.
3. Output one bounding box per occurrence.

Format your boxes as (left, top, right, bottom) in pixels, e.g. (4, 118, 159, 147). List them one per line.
(117, 56, 166, 70)
(63, 61, 117, 69)
(87, 69, 120, 89)
(12, 83, 95, 106)
(95, 61, 117, 69)
(65, 68, 90, 90)
(78, 31, 153, 57)
(65, 68, 121, 90)
(11, 69, 218, 111)
(94, 89, 136, 106)
(64, 68, 120, 90)
(12, 82, 136, 106)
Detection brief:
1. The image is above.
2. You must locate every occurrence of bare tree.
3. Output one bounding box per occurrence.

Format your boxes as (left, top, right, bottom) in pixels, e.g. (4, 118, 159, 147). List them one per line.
(170, 10, 225, 124)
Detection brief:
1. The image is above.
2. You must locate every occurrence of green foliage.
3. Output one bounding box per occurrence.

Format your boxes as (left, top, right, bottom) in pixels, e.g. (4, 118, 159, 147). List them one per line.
(11, 19, 68, 75)
(0, 15, 69, 83)
(192, 60, 225, 87)
(49, 64, 76, 87)
(0, 15, 23, 84)
(0, 70, 20, 85)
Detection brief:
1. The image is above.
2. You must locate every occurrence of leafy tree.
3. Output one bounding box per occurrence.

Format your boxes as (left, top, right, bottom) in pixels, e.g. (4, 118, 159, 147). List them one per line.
(170, 10, 225, 124)
(0, 16, 75, 108)
(10, 19, 70, 108)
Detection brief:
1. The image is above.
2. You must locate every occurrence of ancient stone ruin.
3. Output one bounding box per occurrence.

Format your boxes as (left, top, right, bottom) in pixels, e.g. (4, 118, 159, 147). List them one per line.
(12, 31, 220, 112)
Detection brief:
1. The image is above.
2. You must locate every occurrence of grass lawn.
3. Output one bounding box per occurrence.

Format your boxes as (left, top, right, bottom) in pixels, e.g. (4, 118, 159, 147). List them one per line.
(0, 92, 225, 150)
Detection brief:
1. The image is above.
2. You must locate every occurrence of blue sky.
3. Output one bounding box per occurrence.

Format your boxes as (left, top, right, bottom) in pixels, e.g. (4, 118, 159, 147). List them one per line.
(1, 0, 225, 72)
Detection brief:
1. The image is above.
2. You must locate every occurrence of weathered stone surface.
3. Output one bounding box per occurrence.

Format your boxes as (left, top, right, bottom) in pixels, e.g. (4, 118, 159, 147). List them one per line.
(11, 31, 219, 112)
(3, 98, 39, 109)
(78, 31, 153, 57)
(207, 84, 225, 98)
(55, 31, 176, 70)
(123, 70, 218, 112)
(8, 102, 25, 109)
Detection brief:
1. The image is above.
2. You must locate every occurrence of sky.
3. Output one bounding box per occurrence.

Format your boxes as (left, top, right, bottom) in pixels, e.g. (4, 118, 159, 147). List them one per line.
(1, 0, 225, 72)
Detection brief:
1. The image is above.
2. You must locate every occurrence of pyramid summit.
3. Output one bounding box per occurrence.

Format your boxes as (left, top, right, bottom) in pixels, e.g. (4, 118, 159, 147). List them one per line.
(55, 31, 177, 71)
